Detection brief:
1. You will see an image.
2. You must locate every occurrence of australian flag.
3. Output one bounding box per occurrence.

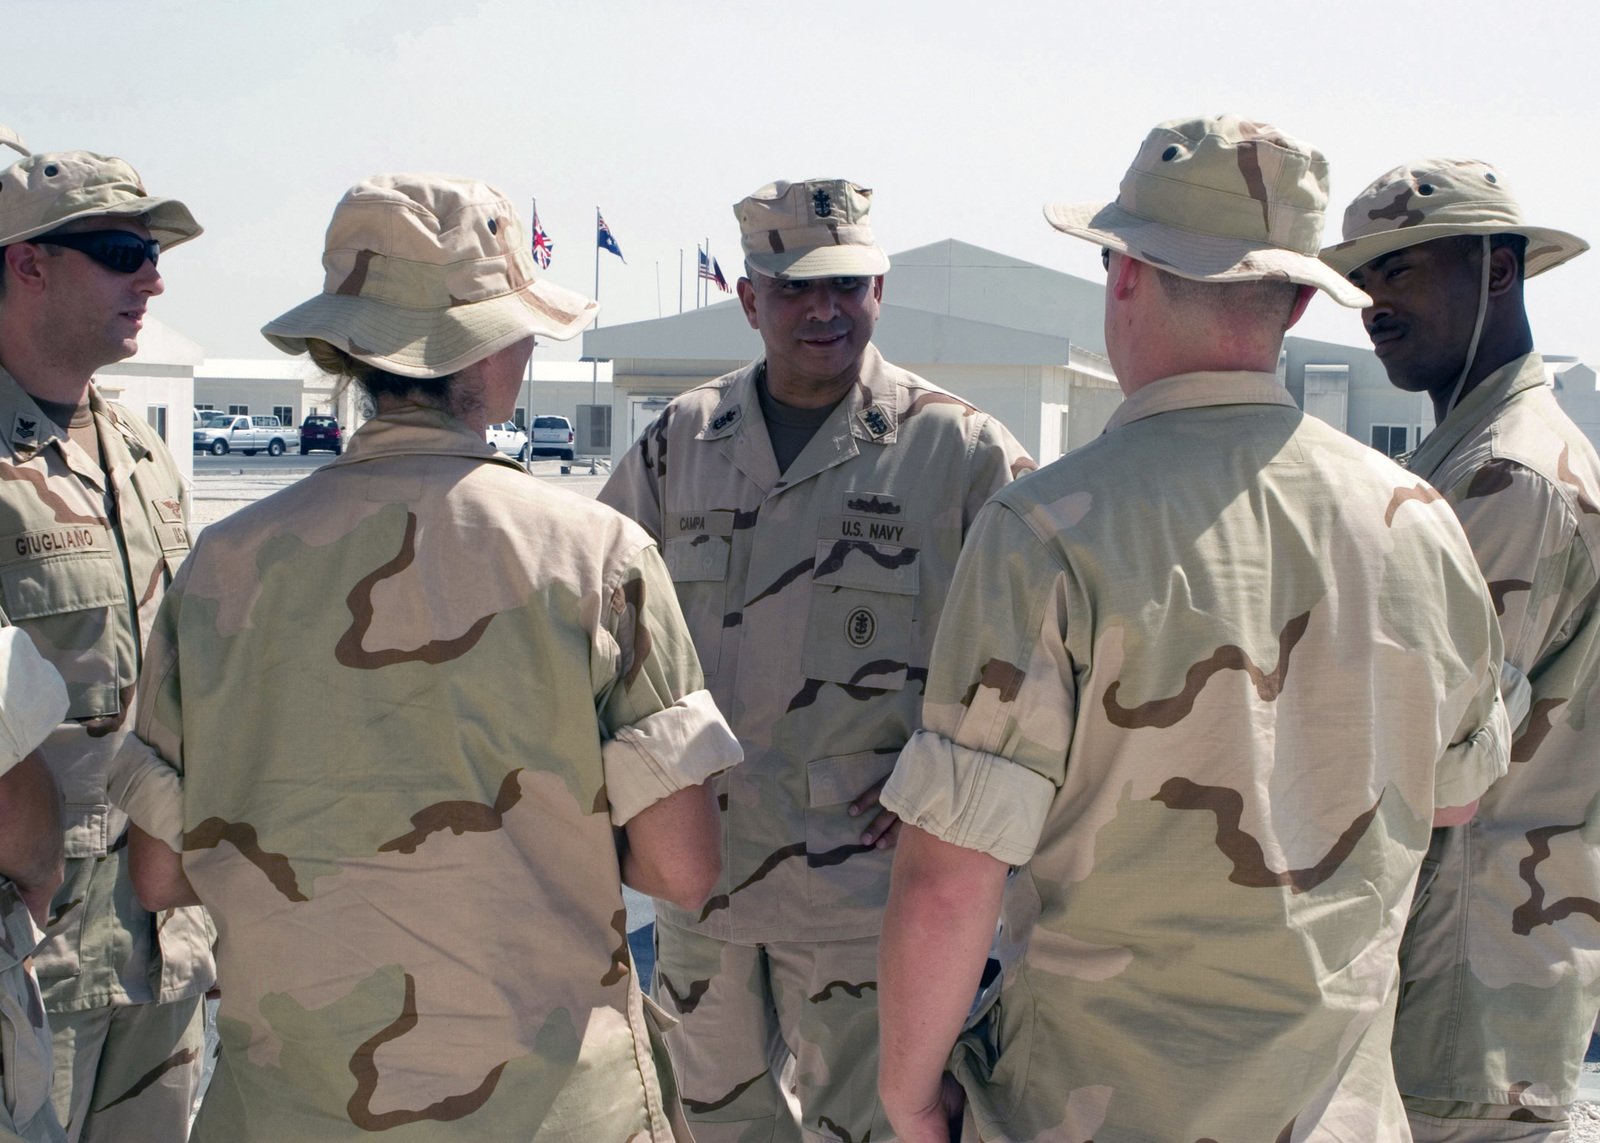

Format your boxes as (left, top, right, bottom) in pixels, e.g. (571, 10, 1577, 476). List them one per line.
(530, 204, 553, 269)
(597, 211, 625, 262)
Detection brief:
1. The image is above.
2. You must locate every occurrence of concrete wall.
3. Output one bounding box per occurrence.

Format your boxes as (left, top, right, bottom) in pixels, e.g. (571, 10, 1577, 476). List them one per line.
(93, 367, 196, 485)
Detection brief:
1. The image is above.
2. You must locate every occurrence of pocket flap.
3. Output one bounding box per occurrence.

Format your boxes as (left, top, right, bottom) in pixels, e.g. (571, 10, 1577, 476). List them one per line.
(0, 549, 121, 621)
(812, 538, 918, 595)
(61, 803, 110, 859)
(807, 749, 898, 808)
(664, 535, 730, 583)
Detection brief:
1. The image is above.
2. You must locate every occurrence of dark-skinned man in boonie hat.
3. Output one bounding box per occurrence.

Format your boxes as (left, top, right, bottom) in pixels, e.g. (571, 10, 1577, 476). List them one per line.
(0, 127, 213, 1143)
(878, 114, 1512, 1142)
(600, 178, 1033, 1143)
(1326, 159, 1600, 1143)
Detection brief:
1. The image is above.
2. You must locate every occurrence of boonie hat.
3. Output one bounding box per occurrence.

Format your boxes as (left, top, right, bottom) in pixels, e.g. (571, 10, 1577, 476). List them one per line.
(0, 128, 201, 250)
(736, 178, 890, 280)
(262, 173, 598, 378)
(1044, 114, 1368, 308)
(1319, 158, 1588, 278)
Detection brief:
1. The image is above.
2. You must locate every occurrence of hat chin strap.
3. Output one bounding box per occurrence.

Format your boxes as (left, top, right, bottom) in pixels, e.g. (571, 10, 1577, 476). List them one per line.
(1444, 236, 1492, 415)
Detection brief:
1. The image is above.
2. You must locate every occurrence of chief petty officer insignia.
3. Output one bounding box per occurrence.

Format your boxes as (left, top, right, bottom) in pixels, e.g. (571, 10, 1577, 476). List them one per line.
(812, 187, 833, 218)
(845, 605, 876, 648)
(857, 404, 891, 440)
(710, 405, 741, 432)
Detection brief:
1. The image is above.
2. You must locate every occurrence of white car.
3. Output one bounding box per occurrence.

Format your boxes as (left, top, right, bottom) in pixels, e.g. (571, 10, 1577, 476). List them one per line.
(530, 414, 576, 461)
(486, 421, 529, 461)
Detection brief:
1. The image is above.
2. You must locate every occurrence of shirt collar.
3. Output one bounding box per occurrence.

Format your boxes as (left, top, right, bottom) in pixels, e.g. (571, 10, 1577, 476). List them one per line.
(332, 404, 522, 471)
(1407, 352, 1547, 481)
(699, 344, 902, 445)
(1104, 371, 1297, 434)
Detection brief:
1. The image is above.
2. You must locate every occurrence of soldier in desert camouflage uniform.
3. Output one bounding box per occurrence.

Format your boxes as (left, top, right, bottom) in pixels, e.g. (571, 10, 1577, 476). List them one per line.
(0, 128, 213, 1143)
(600, 178, 1033, 1142)
(1324, 160, 1600, 1143)
(0, 626, 70, 1143)
(877, 114, 1515, 1143)
(113, 173, 742, 1141)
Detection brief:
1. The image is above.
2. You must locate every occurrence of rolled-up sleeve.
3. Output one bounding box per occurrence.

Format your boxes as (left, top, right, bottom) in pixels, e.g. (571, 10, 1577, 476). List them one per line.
(604, 689, 741, 826)
(598, 540, 741, 825)
(883, 730, 1055, 865)
(0, 626, 67, 774)
(882, 500, 1076, 864)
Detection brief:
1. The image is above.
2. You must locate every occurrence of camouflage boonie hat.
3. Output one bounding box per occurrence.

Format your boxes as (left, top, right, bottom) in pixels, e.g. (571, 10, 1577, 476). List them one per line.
(1320, 158, 1588, 278)
(735, 178, 890, 280)
(0, 126, 202, 250)
(262, 173, 599, 378)
(1045, 114, 1369, 308)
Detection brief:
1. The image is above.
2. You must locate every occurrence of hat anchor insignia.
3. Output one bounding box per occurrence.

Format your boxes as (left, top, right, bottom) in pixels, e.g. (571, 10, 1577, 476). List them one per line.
(812, 188, 833, 218)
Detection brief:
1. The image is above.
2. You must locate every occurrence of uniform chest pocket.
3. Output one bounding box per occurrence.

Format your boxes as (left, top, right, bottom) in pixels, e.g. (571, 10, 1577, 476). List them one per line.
(0, 548, 124, 720)
(801, 537, 919, 691)
(663, 513, 735, 678)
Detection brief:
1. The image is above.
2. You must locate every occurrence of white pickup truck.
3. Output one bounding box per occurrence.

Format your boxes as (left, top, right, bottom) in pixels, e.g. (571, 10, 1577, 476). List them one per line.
(194, 413, 300, 457)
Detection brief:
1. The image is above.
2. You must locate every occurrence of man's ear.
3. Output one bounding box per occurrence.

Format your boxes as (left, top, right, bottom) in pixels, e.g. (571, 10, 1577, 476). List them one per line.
(736, 277, 760, 331)
(1, 242, 50, 294)
(1486, 244, 1521, 298)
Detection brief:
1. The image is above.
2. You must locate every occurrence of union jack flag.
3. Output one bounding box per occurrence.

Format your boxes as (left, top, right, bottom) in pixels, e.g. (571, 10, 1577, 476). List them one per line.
(530, 204, 553, 269)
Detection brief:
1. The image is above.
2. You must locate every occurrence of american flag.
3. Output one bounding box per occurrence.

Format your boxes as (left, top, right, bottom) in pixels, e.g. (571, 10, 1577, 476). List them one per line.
(530, 203, 553, 269)
(697, 248, 731, 293)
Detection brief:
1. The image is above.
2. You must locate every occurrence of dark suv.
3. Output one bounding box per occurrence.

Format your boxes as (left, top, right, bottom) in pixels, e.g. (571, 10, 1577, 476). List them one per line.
(300, 415, 343, 455)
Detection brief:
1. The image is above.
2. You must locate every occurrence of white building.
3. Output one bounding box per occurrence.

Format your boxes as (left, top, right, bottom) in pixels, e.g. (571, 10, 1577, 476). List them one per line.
(585, 238, 1600, 467)
(95, 316, 203, 485)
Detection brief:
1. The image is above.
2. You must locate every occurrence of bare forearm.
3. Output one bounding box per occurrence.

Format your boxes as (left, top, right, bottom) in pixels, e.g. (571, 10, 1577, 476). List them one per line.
(129, 826, 201, 910)
(0, 753, 63, 921)
(621, 780, 721, 911)
(879, 827, 1007, 1139)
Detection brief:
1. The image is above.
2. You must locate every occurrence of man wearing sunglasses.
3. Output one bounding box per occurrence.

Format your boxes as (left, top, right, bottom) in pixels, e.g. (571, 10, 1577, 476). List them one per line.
(0, 133, 213, 1143)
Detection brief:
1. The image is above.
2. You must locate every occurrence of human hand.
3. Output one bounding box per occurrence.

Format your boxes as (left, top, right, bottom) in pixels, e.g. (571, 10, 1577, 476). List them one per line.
(849, 776, 901, 849)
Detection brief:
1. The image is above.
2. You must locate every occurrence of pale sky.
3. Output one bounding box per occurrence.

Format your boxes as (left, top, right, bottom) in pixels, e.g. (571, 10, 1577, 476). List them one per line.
(5, 0, 1597, 367)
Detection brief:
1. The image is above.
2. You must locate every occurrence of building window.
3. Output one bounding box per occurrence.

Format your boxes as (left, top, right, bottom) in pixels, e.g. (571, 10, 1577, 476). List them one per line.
(146, 405, 167, 443)
(228, 404, 249, 416)
(514, 407, 527, 430)
(1370, 424, 1409, 458)
(273, 405, 294, 426)
(195, 403, 215, 412)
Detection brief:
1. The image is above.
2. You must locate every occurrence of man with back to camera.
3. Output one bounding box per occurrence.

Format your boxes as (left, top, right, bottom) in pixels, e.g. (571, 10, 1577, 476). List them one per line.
(600, 177, 1034, 1142)
(0, 128, 213, 1142)
(876, 114, 1514, 1142)
(1324, 159, 1600, 1142)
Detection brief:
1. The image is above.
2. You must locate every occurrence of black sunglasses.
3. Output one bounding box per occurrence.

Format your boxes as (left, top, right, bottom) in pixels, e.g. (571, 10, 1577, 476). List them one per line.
(31, 230, 160, 274)
(1100, 247, 1112, 271)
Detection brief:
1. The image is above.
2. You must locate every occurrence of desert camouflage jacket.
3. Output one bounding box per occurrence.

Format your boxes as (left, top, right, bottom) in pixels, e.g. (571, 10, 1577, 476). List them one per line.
(884, 371, 1511, 1142)
(1392, 352, 1600, 1107)
(128, 405, 738, 1141)
(600, 346, 1033, 942)
(0, 367, 212, 1012)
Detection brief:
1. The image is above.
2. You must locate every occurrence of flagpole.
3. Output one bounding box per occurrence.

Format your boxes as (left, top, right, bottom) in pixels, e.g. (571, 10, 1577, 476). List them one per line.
(655, 261, 662, 318)
(679, 249, 684, 314)
(592, 207, 600, 407)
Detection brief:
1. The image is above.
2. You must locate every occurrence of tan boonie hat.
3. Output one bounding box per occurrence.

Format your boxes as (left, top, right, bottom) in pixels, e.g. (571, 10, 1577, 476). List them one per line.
(1319, 158, 1588, 278)
(262, 173, 598, 378)
(735, 178, 890, 280)
(0, 135, 202, 250)
(1044, 114, 1369, 308)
